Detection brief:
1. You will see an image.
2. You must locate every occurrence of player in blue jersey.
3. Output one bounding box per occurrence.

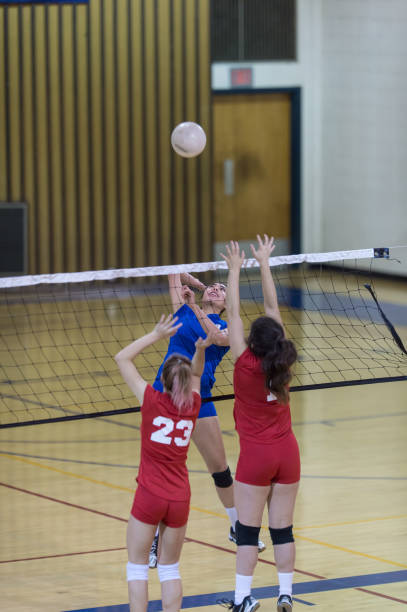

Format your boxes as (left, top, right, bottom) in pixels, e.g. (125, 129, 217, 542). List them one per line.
(153, 274, 229, 416)
(149, 272, 265, 566)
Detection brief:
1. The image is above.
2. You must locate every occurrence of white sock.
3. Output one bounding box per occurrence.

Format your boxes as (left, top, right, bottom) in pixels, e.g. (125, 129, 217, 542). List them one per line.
(278, 572, 293, 597)
(226, 507, 238, 529)
(154, 527, 159, 538)
(235, 573, 253, 605)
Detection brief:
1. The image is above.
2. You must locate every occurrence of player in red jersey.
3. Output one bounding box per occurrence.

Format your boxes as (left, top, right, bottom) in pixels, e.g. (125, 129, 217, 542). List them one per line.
(218, 236, 300, 612)
(115, 314, 213, 612)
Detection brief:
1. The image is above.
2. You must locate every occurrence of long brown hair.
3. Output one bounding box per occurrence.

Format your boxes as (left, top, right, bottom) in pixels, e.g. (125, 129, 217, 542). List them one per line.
(161, 353, 194, 412)
(247, 316, 297, 404)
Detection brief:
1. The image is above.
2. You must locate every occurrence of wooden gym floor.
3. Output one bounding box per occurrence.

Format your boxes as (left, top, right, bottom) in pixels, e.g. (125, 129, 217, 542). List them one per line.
(0, 277, 406, 611)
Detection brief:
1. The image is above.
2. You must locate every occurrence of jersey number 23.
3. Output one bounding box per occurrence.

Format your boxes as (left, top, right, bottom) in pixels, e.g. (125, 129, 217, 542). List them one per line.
(150, 416, 194, 447)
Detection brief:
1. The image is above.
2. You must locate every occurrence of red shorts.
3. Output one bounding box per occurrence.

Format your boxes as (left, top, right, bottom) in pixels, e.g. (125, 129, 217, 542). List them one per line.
(235, 431, 300, 486)
(131, 484, 190, 528)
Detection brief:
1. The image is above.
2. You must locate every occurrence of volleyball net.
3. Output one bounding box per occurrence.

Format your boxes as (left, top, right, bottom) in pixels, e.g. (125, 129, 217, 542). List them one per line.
(1, 246, 406, 428)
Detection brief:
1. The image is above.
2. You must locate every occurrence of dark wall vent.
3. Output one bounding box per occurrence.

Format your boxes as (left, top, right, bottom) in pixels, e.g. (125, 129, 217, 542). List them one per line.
(0, 203, 27, 276)
(211, 0, 296, 62)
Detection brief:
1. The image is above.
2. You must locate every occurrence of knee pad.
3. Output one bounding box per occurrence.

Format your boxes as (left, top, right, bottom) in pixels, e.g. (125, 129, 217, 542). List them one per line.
(157, 562, 180, 582)
(211, 466, 233, 488)
(269, 525, 294, 545)
(235, 520, 261, 546)
(126, 562, 149, 582)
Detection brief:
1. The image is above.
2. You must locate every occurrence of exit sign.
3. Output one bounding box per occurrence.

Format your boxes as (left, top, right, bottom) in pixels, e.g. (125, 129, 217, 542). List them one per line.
(230, 67, 253, 88)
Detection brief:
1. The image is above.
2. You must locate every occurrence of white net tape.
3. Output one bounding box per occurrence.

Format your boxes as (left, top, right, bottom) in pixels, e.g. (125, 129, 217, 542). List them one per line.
(0, 248, 376, 288)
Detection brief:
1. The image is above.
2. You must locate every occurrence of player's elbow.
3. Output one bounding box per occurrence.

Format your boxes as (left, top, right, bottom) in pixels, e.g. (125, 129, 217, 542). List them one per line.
(114, 351, 127, 364)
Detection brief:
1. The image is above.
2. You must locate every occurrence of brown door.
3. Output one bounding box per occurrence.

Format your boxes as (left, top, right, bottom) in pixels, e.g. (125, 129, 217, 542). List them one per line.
(213, 93, 292, 256)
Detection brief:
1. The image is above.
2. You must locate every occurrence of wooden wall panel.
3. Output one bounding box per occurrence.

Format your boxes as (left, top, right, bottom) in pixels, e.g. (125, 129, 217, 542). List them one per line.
(0, 11, 6, 199)
(0, 0, 211, 274)
(130, 0, 146, 269)
(172, 0, 186, 266)
(157, 0, 172, 267)
(116, 0, 131, 271)
(76, 6, 91, 271)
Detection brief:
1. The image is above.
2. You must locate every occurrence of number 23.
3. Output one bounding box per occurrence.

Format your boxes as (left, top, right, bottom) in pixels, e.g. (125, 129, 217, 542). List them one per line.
(150, 416, 193, 447)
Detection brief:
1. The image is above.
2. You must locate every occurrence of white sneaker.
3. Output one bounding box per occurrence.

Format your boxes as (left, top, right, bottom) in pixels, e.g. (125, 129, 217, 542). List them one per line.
(218, 595, 260, 611)
(149, 534, 158, 568)
(277, 594, 292, 611)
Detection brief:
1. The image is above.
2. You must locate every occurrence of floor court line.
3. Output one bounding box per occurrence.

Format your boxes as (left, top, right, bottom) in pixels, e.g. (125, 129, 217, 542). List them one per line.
(0, 547, 127, 564)
(0, 482, 128, 523)
(4, 448, 407, 482)
(0, 449, 141, 468)
(2, 452, 406, 569)
(2, 481, 407, 606)
(294, 514, 407, 530)
(0, 448, 209, 474)
(7, 448, 407, 482)
(1, 404, 405, 437)
(292, 409, 407, 427)
(0, 481, 319, 578)
(64, 570, 407, 611)
(4, 480, 405, 580)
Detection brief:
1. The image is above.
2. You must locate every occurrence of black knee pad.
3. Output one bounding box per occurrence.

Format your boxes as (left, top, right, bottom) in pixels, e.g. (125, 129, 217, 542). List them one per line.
(236, 520, 261, 546)
(269, 525, 294, 545)
(211, 466, 233, 488)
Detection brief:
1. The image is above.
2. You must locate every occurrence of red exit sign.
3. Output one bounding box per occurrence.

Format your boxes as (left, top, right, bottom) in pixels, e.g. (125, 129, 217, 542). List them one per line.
(230, 67, 253, 88)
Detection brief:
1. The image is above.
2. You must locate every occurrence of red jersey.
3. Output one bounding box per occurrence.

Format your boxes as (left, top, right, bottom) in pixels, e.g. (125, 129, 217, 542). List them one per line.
(137, 385, 201, 501)
(233, 348, 292, 444)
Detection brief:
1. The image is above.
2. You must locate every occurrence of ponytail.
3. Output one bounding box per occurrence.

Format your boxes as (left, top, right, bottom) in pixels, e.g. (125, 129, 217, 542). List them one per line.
(248, 316, 297, 405)
(161, 354, 194, 412)
(261, 338, 297, 404)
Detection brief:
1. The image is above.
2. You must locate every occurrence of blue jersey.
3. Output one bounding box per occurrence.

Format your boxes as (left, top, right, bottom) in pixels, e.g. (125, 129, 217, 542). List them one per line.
(153, 304, 229, 398)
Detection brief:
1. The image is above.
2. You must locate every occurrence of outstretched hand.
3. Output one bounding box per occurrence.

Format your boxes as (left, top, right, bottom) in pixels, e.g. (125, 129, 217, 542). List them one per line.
(182, 285, 196, 305)
(250, 234, 276, 264)
(220, 240, 245, 271)
(153, 314, 182, 339)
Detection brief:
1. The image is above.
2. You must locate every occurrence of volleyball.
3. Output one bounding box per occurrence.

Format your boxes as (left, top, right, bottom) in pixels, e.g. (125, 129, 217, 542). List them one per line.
(171, 121, 206, 158)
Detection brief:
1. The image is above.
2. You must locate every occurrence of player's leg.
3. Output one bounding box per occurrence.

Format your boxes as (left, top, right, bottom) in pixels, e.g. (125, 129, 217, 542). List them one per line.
(126, 514, 157, 612)
(268, 481, 299, 569)
(217, 481, 268, 610)
(158, 499, 189, 612)
(268, 432, 300, 610)
(192, 413, 234, 506)
(192, 412, 239, 536)
(235, 480, 270, 576)
(268, 481, 299, 611)
(128, 485, 167, 607)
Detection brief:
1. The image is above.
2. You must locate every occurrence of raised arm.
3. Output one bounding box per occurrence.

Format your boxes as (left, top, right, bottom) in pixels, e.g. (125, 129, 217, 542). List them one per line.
(220, 241, 247, 361)
(186, 294, 229, 347)
(114, 315, 182, 404)
(250, 234, 284, 330)
(190, 332, 215, 393)
(168, 273, 206, 313)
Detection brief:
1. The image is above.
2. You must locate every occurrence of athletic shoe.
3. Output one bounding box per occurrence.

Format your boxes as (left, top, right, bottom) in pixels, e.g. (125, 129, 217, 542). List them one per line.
(218, 595, 260, 611)
(149, 534, 159, 568)
(277, 594, 293, 611)
(229, 527, 266, 553)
